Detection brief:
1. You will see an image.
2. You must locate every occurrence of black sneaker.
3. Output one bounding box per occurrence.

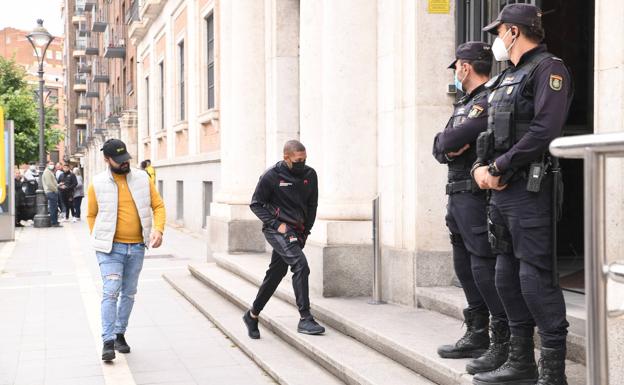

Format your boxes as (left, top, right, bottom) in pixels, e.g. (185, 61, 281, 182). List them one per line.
(297, 316, 325, 335)
(243, 310, 260, 339)
(115, 333, 131, 353)
(102, 340, 116, 361)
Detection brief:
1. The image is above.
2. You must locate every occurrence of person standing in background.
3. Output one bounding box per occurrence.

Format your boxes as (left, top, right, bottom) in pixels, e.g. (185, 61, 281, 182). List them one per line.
(73, 167, 84, 222)
(42, 161, 61, 227)
(58, 165, 77, 222)
(144, 160, 156, 185)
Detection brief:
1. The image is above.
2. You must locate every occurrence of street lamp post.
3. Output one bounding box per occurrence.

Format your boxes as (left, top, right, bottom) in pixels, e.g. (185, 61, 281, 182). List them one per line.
(26, 19, 55, 228)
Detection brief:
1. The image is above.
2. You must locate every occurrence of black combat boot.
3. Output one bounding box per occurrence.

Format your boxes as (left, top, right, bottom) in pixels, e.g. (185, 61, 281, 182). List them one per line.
(438, 309, 489, 359)
(537, 347, 568, 385)
(472, 335, 538, 385)
(466, 318, 510, 374)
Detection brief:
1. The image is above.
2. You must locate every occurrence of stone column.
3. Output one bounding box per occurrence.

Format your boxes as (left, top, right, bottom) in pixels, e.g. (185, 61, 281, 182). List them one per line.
(299, 0, 322, 167)
(264, 0, 300, 163)
(595, 0, 624, 381)
(301, 0, 378, 297)
(209, 0, 267, 253)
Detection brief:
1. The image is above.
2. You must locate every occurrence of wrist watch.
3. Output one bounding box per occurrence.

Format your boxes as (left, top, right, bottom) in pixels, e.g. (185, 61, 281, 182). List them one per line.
(488, 162, 502, 177)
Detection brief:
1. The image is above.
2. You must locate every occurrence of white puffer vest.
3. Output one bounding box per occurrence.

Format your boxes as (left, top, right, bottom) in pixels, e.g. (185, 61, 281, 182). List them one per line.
(92, 168, 153, 253)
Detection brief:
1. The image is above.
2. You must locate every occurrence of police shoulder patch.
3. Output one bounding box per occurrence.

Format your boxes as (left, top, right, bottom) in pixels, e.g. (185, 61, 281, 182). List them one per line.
(468, 105, 484, 118)
(549, 74, 563, 91)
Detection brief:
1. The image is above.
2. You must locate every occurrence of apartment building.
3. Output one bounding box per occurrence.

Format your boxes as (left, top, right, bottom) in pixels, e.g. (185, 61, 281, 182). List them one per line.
(130, 0, 220, 233)
(63, 0, 138, 182)
(0, 27, 66, 163)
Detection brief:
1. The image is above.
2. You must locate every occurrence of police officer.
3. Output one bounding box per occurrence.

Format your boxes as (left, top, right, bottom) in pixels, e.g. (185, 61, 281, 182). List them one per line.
(471, 4, 573, 385)
(433, 42, 510, 375)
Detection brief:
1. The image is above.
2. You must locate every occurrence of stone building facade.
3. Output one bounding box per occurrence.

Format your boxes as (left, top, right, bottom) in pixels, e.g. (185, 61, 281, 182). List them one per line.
(131, 0, 624, 379)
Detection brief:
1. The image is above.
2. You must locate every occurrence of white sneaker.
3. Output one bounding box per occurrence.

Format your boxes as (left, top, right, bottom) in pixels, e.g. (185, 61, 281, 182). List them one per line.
(72, 217, 76, 223)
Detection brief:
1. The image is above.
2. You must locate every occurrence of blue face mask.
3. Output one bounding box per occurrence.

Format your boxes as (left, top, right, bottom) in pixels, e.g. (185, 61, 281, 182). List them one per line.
(454, 70, 465, 93)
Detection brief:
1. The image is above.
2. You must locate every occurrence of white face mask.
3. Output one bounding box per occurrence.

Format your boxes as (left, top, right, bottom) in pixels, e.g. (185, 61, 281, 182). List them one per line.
(492, 28, 516, 62)
(48, 165, 54, 170)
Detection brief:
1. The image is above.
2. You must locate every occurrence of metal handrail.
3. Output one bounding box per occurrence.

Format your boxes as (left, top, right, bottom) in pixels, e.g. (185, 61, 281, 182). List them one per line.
(550, 131, 624, 385)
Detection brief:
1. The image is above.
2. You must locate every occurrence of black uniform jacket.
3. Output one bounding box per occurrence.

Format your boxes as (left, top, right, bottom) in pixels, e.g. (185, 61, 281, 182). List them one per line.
(494, 45, 573, 172)
(433, 83, 489, 163)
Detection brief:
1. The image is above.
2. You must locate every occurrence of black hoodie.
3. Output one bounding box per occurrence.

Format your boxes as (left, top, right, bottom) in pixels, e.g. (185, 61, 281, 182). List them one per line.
(250, 161, 318, 235)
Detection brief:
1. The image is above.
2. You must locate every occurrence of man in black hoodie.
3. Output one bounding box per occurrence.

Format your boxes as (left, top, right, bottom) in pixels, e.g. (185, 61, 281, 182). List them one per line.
(243, 140, 325, 338)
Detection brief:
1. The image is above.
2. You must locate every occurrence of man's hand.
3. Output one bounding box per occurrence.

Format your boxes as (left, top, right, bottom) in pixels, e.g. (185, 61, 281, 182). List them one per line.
(473, 166, 490, 189)
(473, 166, 508, 191)
(447, 144, 470, 158)
(486, 173, 508, 191)
(277, 223, 287, 234)
(149, 230, 163, 248)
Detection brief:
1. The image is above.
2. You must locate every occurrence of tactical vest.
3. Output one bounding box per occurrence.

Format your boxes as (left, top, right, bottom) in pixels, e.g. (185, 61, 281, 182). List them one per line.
(487, 52, 558, 158)
(446, 89, 488, 183)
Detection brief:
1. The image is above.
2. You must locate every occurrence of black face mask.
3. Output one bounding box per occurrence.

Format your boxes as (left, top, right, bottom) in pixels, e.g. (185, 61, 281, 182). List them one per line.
(111, 162, 130, 175)
(290, 160, 306, 176)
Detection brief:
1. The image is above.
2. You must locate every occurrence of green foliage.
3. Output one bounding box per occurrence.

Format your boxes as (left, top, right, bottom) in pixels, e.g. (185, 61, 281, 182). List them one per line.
(0, 56, 63, 164)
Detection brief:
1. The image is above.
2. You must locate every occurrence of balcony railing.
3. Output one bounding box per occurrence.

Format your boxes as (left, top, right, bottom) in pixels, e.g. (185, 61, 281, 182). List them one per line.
(127, 0, 140, 24)
(84, 0, 96, 12)
(78, 94, 91, 110)
(104, 25, 127, 59)
(92, 7, 108, 33)
(92, 57, 109, 83)
(86, 33, 99, 55)
(74, 73, 87, 85)
(72, 7, 87, 24)
(74, 35, 87, 52)
(77, 58, 91, 74)
(86, 80, 99, 98)
(105, 94, 123, 124)
(73, 74, 87, 93)
(75, 109, 89, 125)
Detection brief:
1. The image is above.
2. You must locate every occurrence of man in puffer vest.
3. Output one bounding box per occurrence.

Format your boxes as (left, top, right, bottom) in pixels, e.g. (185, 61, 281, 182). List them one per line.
(87, 139, 166, 362)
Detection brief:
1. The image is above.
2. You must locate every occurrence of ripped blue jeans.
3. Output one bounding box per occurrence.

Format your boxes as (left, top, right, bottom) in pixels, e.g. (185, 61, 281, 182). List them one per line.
(96, 242, 145, 342)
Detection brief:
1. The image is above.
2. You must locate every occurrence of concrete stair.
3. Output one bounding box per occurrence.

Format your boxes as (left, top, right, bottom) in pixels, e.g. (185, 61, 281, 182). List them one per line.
(165, 265, 436, 385)
(165, 252, 587, 385)
(163, 272, 342, 385)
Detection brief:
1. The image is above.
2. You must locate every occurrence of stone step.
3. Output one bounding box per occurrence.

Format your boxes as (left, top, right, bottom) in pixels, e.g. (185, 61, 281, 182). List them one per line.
(186, 263, 438, 385)
(415, 286, 587, 365)
(209, 252, 587, 385)
(163, 271, 344, 385)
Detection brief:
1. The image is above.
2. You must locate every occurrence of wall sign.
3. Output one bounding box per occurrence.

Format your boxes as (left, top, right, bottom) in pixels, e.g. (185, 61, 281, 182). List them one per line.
(428, 0, 451, 14)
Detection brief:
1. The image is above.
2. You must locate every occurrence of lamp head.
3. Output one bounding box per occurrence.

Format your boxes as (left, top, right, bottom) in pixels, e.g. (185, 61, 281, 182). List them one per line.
(27, 19, 54, 51)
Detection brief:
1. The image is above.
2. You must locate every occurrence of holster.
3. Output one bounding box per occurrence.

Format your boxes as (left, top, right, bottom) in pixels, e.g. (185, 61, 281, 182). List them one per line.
(487, 206, 512, 254)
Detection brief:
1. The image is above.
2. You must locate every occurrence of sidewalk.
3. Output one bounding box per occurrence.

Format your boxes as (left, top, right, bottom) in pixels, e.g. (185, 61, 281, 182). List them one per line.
(0, 220, 274, 385)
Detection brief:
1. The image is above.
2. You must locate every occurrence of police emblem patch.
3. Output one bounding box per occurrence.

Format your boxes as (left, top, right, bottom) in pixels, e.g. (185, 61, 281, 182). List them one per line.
(550, 74, 563, 91)
(468, 105, 484, 118)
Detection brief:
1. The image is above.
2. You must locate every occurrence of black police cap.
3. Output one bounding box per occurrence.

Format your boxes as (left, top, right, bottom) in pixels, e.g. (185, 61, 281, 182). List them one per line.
(101, 138, 131, 164)
(448, 41, 493, 69)
(483, 3, 543, 34)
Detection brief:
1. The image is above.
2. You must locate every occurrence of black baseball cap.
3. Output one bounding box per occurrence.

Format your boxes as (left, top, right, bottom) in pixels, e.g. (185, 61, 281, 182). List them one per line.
(483, 3, 543, 34)
(448, 41, 493, 69)
(101, 139, 131, 163)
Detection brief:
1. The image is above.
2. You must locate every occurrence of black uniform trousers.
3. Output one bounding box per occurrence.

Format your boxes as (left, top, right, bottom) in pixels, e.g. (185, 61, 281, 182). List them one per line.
(489, 176, 569, 349)
(251, 228, 311, 318)
(446, 190, 507, 322)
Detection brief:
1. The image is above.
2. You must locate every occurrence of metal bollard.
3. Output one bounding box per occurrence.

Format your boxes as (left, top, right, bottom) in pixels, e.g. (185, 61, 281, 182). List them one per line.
(369, 196, 385, 305)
